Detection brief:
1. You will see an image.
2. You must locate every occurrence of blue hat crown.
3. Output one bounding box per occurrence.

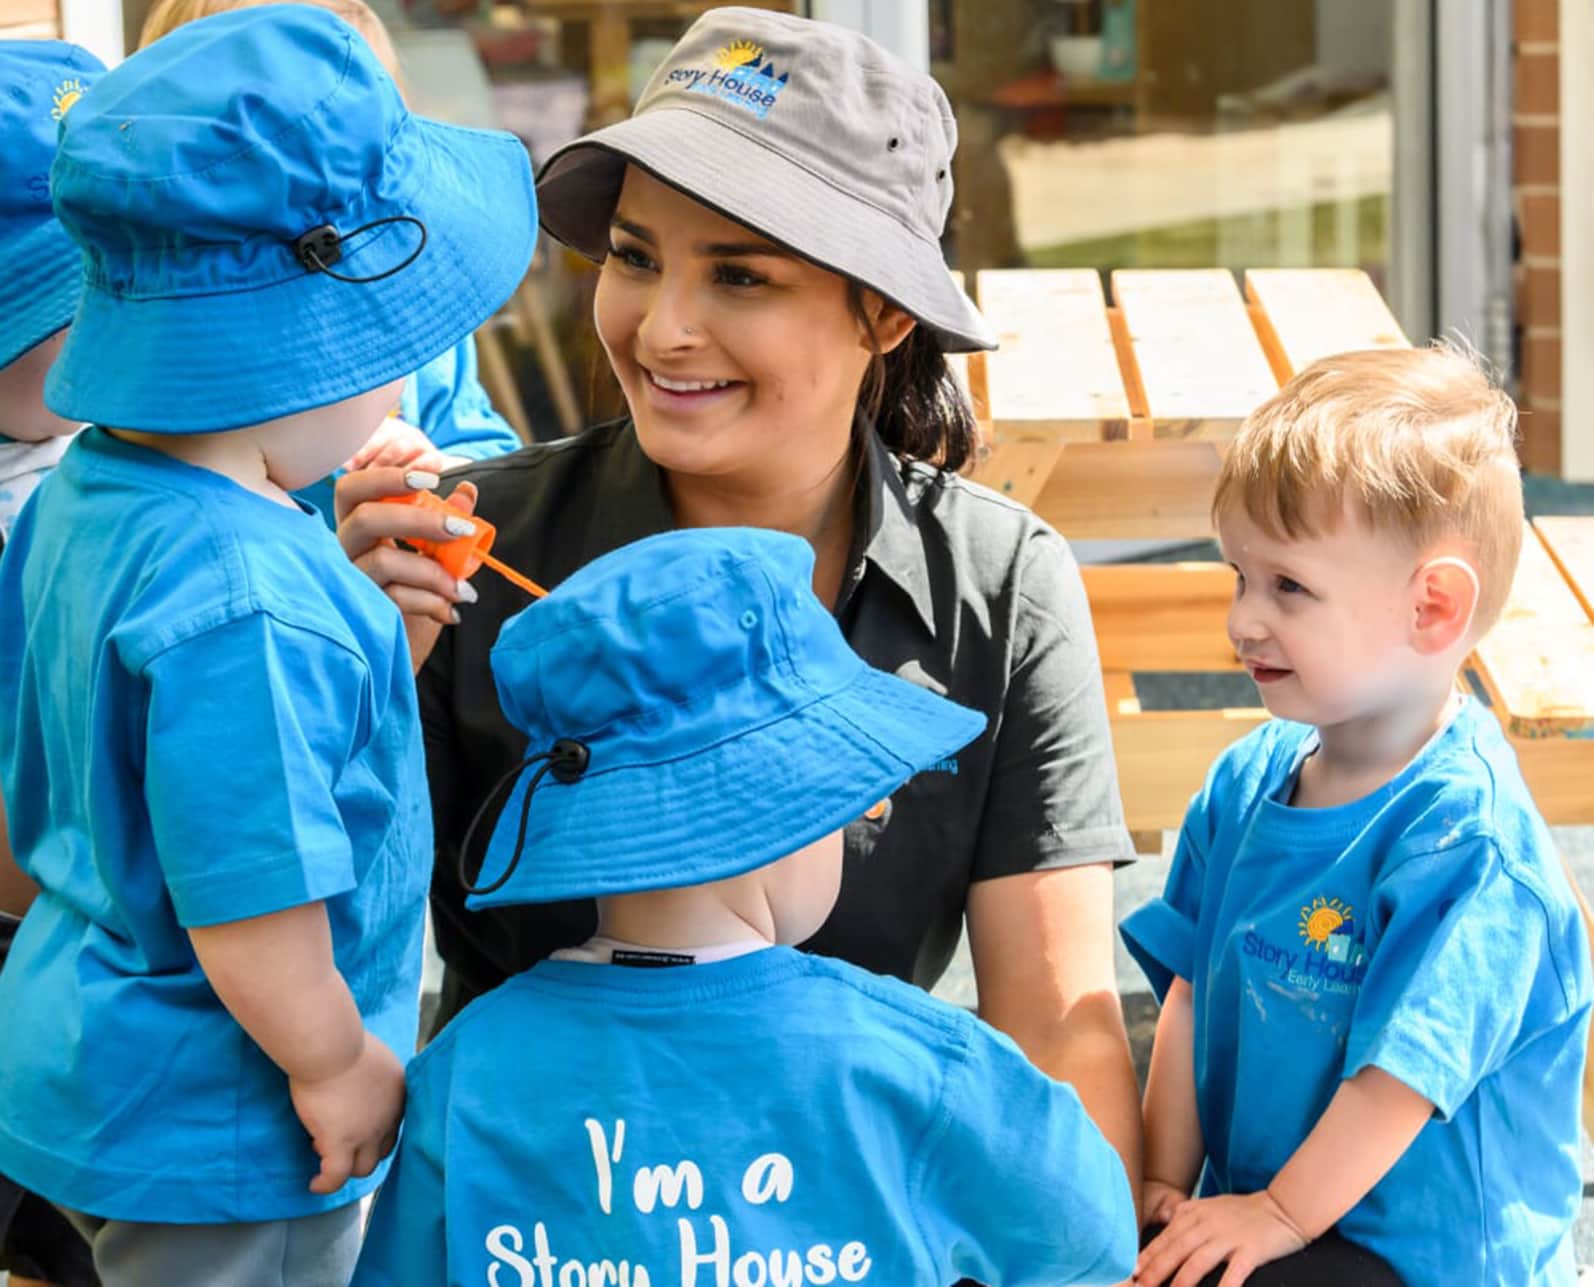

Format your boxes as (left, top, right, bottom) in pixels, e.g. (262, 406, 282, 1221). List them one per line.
(492, 528, 862, 770)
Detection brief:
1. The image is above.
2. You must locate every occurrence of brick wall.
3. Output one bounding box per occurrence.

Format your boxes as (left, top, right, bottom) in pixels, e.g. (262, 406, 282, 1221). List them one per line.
(1514, 0, 1563, 474)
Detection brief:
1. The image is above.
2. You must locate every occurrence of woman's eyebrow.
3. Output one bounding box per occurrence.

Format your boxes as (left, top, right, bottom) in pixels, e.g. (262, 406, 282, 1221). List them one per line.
(694, 238, 794, 259)
(610, 216, 654, 243)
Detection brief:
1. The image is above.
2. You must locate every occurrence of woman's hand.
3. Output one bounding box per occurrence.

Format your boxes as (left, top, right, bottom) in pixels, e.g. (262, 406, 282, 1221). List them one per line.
(335, 466, 480, 673)
(1134, 1191, 1307, 1287)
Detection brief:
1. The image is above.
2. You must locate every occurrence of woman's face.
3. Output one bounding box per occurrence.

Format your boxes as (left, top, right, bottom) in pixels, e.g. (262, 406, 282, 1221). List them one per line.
(593, 167, 888, 485)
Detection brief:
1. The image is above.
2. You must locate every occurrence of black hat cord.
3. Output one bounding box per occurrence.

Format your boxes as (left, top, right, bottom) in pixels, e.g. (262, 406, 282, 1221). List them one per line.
(292, 214, 427, 284)
(457, 738, 590, 897)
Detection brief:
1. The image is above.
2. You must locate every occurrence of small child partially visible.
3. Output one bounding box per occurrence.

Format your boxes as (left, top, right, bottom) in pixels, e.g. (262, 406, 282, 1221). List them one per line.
(0, 8, 535, 1284)
(1124, 345, 1592, 1286)
(0, 39, 106, 1287)
(352, 526, 1139, 1287)
(137, 0, 525, 527)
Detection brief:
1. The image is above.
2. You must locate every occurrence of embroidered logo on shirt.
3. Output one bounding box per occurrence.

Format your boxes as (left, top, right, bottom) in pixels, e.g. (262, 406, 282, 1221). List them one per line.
(51, 78, 86, 121)
(665, 39, 790, 119)
(1242, 892, 1369, 999)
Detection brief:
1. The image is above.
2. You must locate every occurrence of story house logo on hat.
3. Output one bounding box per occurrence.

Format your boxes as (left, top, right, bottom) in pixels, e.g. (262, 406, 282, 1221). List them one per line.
(459, 527, 987, 909)
(664, 35, 791, 120)
(41, 3, 537, 433)
(0, 39, 106, 369)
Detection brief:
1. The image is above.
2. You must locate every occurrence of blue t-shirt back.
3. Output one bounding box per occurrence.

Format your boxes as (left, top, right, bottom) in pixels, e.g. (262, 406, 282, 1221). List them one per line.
(354, 947, 1136, 1287)
(0, 428, 432, 1222)
(1121, 700, 1591, 1285)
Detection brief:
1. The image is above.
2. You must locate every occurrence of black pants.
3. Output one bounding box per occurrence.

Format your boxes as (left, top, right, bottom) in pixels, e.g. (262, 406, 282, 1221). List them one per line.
(1140, 1223, 1403, 1286)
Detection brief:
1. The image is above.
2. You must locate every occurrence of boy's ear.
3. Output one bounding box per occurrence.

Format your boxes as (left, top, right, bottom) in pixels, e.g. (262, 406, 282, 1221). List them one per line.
(1410, 555, 1480, 654)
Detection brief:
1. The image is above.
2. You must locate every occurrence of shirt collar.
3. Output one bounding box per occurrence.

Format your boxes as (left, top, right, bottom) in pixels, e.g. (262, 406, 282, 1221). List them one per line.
(582, 420, 936, 637)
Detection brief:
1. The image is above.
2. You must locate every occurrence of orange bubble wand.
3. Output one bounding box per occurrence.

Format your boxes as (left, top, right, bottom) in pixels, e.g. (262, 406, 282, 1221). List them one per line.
(381, 491, 549, 599)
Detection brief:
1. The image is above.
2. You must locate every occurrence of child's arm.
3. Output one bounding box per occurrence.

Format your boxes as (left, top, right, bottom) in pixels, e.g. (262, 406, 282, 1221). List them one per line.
(189, 901, 406, 1195)
(1140, 977, 1204, 1226)
(0, 792, 39, 917)
(1134, 1067, 1432, 1287)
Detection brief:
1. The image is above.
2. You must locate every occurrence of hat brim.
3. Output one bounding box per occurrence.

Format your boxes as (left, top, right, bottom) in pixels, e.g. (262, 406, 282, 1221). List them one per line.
(465, 664, 987, 908)
(536, 107, 996, 354)
(44, 119, 536, 432)
(0, 219, 80, 370)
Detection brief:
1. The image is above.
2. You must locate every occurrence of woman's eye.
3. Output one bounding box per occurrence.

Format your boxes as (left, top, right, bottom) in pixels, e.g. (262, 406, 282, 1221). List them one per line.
(714, 263, 766, 289)
(608, 242, 654, 271)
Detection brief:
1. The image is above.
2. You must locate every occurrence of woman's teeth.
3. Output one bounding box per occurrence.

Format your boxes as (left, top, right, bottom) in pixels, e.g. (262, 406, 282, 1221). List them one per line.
(650, 373, 733, 392)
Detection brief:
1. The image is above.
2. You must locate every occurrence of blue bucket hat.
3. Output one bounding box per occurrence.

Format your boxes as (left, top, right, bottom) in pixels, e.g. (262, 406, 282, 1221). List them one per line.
(463, 528, 987, 908)
(43, 4, 536, 432)
(0, 40, 105, 369)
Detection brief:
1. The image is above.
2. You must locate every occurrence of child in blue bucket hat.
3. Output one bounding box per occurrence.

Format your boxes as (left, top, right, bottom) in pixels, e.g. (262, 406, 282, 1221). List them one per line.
(0, 6, 535, 1283)
(0, 39, 105, 1287)
(353, 527, 1138, 1287)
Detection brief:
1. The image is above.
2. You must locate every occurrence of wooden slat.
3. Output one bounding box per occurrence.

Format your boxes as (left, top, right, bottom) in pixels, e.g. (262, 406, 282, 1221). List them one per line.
(969, 440, 1065, 509)
(1471, 522, 1594, 738)
(977, 269, 1131, 442)
(1244, 269, 1409, 379)
(1535, 516, 1594, 621)
(1111, 269, 1279, 440)
(1026, 440, 1221, 541)
(1511, 736, 1594, 825)
(0, 0, 58, 25)
(1083, 564, 1241, 672)
(0, 17, 56, 36)
(1110, 707, 1271, 831)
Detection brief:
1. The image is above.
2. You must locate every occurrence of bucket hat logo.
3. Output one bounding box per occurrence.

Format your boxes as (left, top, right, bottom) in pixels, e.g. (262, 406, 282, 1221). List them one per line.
(50, 78, 87, 120)
(665, 37, 790, 120)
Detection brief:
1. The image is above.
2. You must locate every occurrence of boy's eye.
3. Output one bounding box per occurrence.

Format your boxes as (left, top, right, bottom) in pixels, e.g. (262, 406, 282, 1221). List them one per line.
(607, 242, 655, 271)
(713, 262, 767, 289)
(1276, 576, 1306, 595)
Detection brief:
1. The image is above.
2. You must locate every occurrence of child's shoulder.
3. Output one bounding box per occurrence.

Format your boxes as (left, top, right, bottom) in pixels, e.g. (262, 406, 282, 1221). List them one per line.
(1197, 717, 1316, 813)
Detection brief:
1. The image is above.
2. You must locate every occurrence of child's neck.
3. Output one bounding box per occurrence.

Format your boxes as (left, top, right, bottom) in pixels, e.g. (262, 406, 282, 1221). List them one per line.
(597, 885, 778, 952)
(1294, 680, 1462, 809)
(106, 426, 297, 507)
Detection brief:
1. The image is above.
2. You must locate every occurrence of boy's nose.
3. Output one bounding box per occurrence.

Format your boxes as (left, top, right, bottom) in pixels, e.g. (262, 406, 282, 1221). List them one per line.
(1227, 596, 1269, 647)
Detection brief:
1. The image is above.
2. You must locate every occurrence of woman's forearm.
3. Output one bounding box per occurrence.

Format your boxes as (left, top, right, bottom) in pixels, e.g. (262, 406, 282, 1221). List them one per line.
(1142, 977, 1204, 1194)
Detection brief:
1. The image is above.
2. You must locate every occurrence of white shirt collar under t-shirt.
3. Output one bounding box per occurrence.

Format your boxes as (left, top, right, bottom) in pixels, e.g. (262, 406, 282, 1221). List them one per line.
(551, 934, 774, 966)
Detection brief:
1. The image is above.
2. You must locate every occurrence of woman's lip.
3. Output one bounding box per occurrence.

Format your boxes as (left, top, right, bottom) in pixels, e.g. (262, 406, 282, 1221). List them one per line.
(640, 367, 746, 399)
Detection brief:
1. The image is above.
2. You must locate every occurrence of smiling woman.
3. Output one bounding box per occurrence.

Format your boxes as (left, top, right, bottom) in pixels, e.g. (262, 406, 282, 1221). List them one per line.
(334, 3, 1142, 1227)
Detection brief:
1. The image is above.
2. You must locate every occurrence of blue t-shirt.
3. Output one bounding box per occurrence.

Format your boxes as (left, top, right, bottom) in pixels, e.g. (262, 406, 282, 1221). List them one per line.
(0, 427, 432, 1222)
(1121, 699, 1591, 1285)
(293, 336, 521, 522)
(354, 947, 1136, 1287)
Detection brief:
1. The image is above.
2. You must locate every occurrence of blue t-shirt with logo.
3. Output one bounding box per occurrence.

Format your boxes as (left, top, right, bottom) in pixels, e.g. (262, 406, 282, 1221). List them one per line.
(0, 427, 432, 1222)
(353, 947, 1136, 1287)
(1121, 700, 1590, 1285)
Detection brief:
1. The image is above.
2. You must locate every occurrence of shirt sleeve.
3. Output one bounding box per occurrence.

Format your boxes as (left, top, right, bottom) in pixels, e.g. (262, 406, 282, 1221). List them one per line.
(405, 337, 523, 462)
(142, 613, 365, 927)
(915, 1017, 1138, 1285)
(971, 527, 1133, 880)
(351, 1050, 449, 1286)
(1344, 834, 1577, 1120)
(1119, 769, 1220, 1002)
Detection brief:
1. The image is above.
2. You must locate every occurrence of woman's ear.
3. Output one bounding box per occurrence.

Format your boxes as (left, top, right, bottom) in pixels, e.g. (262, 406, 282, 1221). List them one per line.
(855, 288, 917, 356)
(1410, 555, 1481, 655)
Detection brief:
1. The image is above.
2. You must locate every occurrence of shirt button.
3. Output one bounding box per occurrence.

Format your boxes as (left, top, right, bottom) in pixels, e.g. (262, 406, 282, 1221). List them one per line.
(740, 609, 758, 629)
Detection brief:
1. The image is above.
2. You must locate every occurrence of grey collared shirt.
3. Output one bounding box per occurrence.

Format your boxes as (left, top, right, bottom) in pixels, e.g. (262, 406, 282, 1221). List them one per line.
(422, 420, 1132, 1008)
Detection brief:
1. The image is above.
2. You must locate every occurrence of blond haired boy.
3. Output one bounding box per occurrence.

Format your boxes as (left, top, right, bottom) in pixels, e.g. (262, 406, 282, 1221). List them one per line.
(1124, 345, 1591, 1287)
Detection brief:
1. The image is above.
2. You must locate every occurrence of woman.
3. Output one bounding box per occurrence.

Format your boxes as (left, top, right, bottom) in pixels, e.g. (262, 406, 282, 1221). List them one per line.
(337, 7, 1142, 1194)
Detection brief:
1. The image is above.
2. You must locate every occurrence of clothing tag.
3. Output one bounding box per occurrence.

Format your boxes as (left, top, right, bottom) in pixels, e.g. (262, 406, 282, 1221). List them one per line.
(611, 948, 696, 968)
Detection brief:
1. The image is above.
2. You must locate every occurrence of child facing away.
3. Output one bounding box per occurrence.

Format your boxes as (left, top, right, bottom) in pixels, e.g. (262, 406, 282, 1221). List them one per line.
(352, 526, 1140, 1287)
(0, 38, 108, 1287)
(1123, 345, 1593, 1287)
(137, 0, 524, 527)
(0, 7, 535, 1284)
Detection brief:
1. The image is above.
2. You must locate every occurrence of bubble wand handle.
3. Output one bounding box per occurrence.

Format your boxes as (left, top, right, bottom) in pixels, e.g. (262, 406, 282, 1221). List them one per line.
(378, 492, 548, 599)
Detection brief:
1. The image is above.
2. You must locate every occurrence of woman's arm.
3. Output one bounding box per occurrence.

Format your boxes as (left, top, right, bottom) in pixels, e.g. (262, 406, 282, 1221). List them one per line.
(967, 863, 1144, 1216)
(1140, 977, 1204, 1224)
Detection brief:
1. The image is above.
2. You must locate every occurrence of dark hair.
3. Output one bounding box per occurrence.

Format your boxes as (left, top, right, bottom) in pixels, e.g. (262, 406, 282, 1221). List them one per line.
(847, 281, 979, 475)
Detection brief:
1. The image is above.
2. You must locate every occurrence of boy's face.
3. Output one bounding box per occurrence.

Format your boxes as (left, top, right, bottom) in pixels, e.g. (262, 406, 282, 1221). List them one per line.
(1218, 504, 1431, 729)
(0, 331, 79, 442)
(256, 376, 407, 491)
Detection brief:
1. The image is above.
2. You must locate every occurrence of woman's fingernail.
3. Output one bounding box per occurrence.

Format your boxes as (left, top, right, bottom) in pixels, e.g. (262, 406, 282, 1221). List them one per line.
(455, 579, 479, 604)
(444, 516, 475, 538)
(405, 470, 440, 491)
(449, 608, 462, 625)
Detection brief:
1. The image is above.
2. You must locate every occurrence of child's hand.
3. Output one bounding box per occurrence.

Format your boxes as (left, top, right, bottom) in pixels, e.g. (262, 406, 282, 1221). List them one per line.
(1141, 1178, 1189, 1228)
(344, 417, 465, 475)
(1134, 1191, 1307, 1287)
(289, 1031, 406, 1195)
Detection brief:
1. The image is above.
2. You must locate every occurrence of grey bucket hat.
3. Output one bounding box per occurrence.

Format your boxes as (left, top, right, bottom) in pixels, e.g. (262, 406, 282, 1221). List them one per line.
(535, 6, 995, 353)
